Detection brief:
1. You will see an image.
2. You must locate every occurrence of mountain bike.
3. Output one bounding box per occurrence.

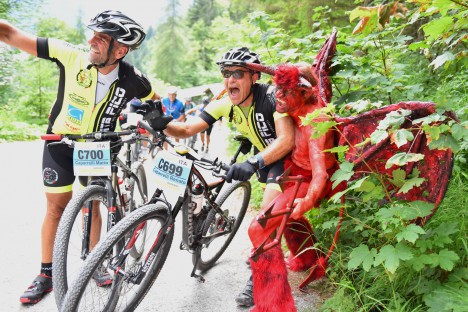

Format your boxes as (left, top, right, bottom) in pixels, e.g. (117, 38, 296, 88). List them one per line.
(61, 121, 252, 312)
(45, 128, 152, 308)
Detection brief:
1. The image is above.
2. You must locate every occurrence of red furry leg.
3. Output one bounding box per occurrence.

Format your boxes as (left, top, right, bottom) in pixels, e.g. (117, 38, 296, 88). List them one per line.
(284, 217, 323, 272)
(250, 245, 296, 312)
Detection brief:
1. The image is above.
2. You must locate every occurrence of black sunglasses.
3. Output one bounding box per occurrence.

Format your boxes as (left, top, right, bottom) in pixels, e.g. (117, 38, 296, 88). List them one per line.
(221, 69, 251, 79)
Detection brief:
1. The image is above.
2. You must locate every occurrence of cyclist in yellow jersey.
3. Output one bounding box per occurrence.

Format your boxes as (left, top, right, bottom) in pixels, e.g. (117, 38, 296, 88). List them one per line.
(0, 10, 161, 304)
(144, 47, 295, 308)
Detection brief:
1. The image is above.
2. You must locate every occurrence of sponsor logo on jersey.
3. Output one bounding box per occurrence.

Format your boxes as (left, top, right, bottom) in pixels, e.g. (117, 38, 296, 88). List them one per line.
(69, 93, 90, 106)
(98, 87, 126, 131)
(68, 104, 84, 125)
(255, 113, 275, 144)
(232, 110, 243, 125)
(76, 68, 92, 88)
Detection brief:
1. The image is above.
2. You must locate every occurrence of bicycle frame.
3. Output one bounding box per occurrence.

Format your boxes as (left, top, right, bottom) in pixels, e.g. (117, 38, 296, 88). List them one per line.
(107, 128, 252, 284)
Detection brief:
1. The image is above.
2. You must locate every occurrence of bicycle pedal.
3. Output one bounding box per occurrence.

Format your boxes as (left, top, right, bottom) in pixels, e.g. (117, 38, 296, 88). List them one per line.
(191, 272, 205, 283)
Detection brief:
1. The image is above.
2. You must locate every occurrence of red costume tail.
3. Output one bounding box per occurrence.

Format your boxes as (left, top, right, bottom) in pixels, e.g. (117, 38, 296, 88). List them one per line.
(284, 217, 323, 272)
(250, 245, 296, 312)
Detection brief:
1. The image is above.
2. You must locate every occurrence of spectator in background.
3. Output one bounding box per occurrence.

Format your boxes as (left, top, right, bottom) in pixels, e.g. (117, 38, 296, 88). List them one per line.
(199, 96, 213, 152)
(183, 97, 197, 148)
(185, 95, 213, 152)
(162, 86, 185, 143)
(162, 86, 185, 122)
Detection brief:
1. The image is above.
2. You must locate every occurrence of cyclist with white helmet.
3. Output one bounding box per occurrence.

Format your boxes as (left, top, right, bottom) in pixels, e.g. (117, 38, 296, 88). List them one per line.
(0, 10, 161, 304)
(141, 47, 295, 308)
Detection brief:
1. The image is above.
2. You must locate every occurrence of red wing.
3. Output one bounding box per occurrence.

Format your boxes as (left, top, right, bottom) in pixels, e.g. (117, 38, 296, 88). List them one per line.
(335, 101, 454, 225)
(312, 28, 337, 105)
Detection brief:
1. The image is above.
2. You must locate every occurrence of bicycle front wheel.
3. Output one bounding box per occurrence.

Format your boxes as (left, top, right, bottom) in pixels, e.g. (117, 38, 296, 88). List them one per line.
(61, 203, 173, 312)
(53, 184, 121, 308)
(127, 162, 148, 258)
(193, 181, 251, 271)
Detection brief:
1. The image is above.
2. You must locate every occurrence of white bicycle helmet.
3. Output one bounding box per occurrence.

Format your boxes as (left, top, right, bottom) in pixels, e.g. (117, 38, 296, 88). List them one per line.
(216, 47, 261, 67)
(88, 10, 146, 50)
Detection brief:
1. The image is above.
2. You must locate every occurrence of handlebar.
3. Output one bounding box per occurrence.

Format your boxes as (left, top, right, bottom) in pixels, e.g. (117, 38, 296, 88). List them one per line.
(41, 129, 146, 148)
(138, 120, 231, 175)
(41, 130, 137, 141)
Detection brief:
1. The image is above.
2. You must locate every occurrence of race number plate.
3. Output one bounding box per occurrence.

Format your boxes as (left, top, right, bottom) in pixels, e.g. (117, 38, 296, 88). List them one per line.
(73, 141, 111, 176)
(151, 149, 193, 196)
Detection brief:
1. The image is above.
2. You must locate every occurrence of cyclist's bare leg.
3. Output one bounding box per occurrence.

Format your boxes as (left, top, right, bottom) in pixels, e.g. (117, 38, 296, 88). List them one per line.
(200, 132, 205, 150)
(42, 191, 72, 263)
(89, 201, 103, 250)
(206, 134, 211, 150)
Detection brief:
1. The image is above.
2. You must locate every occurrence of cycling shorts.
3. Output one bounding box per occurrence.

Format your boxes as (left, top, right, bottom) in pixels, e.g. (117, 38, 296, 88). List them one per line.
(202, 124, 213, 135)
(42, 141, 76, 193)
(256, 157, 285, 192)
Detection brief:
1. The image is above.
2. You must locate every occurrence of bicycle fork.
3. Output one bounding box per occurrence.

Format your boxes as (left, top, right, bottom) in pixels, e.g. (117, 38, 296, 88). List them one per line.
(110, 220, 173, 285)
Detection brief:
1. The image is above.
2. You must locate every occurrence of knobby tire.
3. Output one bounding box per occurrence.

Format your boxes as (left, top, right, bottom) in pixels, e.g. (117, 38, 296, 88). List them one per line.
(61, 203, 173, 312)
(53, 185, 121, 308)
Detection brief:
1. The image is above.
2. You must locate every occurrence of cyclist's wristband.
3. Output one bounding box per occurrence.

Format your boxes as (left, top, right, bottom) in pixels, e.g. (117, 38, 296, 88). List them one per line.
(255, 154, 266, 169)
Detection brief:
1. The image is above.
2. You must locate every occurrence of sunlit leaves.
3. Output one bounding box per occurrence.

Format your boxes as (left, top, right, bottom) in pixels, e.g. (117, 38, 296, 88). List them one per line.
(378, 109, 412, 131)
(330, 161, 354, 189)
(385, 152, 425, 169)
(430, 51, 455, 69)
(390, 129, 414, 147)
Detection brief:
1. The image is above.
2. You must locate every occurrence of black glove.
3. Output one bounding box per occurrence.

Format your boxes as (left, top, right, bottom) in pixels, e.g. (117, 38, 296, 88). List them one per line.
(137, 100, 173, 131)
(225, 161, 257, 183)
(135, 100, 161, 118)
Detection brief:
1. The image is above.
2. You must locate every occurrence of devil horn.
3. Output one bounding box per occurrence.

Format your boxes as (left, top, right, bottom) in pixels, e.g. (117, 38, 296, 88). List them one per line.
(243, 62, 277, 76)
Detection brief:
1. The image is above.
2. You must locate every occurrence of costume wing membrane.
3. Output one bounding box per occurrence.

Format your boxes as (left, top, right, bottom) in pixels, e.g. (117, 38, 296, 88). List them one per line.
(335, 102, 454, 225)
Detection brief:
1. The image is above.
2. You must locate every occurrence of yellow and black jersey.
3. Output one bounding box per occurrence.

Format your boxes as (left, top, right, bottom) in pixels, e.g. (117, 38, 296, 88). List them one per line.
(199, 83, 287, 152)
(37, 38, 154, 134)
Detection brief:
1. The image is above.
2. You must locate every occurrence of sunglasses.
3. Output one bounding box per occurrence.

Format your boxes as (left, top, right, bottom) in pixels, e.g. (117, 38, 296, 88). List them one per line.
(221, 69, 251, 79)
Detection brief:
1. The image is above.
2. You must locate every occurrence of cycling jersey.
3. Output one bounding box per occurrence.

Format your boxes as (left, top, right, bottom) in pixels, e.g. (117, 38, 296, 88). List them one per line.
(37, 37, 154, 134)
(199, 83, 286, 152)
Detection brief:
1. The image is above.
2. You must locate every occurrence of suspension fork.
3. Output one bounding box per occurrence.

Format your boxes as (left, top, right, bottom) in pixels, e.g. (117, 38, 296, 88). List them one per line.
(107, 163, 119, 231)
(81, 196, 93, 260)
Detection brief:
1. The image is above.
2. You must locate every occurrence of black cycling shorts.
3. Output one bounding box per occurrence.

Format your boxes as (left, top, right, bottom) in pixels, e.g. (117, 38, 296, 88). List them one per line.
(256, 157, 285, 185)
(42, 141, 76, 192)
(202, 124, 213, 135)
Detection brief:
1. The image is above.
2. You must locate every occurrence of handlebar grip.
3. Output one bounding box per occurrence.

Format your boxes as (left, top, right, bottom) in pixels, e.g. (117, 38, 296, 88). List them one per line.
(41, 134, 63, 141)
(138, 120, 157, 136)
(221, 163, 231, 172)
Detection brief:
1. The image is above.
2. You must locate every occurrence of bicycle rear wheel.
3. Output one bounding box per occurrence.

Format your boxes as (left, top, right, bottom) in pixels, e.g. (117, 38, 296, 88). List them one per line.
(61, 203, 173, 312)
(53, 184, 122, 308)
(193, 181, 251, 271)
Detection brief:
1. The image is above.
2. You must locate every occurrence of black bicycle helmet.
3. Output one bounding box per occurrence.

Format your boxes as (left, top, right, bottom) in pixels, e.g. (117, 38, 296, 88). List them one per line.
(88, 10, 146, 50)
